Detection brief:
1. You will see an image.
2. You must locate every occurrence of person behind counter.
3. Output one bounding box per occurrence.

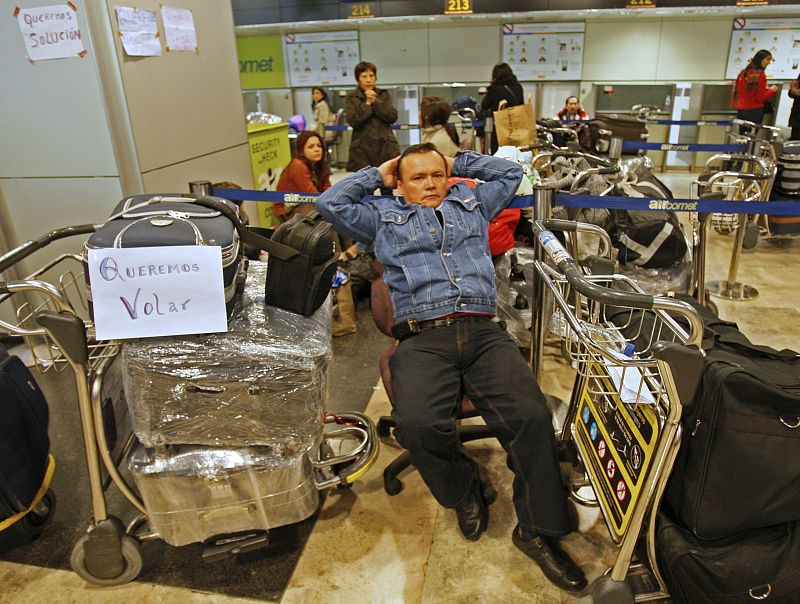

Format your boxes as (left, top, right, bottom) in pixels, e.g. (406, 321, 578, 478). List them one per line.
(419, 95, 460, 157)
(732, 49, 780, 125)
(273, 130, 331, 221)
(316, 145, 588, 594)
(557, 96, 588, 122)
(480, 62, 524, 154)
(345, 61, 400, 180)
(311, 86, 333, 139)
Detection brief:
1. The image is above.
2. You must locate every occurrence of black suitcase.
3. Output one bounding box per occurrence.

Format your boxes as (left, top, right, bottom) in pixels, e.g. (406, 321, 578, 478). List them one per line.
(0, 345, 54, 552)
(579, 114, 648, 155)
(85, 194, 247, 319)
(658, 513, 800, 604)
(265, 210, 337, 317)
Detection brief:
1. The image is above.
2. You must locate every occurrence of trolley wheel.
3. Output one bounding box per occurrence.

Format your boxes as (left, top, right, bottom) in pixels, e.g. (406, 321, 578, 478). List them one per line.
(377, 417, 395, 438)
(384, 477, 404, 496)
(70, 534, 143, 586)
(742, 221, 760, 251)
(22, 489, 56, 533)
(592, 574, 635, 604)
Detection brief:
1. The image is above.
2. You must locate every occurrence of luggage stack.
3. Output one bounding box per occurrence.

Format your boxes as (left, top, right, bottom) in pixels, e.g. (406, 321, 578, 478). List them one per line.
(776, 140, 800, 196)
(653, 304, 800, 603)
(122, 261, 332, 546)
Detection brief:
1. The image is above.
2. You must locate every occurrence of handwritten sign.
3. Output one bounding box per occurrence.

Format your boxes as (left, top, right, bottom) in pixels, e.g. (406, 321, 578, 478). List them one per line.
(161, 5, 197, 53)
(16, 4, 86, 61)
(115, 6, 161, 57)
(88, 246, 228, 340)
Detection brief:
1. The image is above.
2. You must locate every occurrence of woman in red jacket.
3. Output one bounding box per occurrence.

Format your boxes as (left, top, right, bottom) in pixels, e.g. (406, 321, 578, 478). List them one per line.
(732, 49, 780, 125)
(274, 130, 331, 221)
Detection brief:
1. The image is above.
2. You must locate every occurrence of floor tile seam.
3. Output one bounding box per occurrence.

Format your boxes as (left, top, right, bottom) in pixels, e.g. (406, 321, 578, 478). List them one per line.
(417, 505, 444, 604)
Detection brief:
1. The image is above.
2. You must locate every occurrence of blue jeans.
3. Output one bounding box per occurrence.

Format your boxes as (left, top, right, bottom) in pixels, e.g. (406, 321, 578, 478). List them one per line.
(389, 318, 571, 537)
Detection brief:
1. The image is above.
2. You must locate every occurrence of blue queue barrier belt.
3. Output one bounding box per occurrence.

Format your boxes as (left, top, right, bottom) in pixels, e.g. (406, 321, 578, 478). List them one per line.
(647, 119, 733, 126)
(622, 141, 746, 153)
(324, 121, 485, 132)
(558, 120, 733, 126)
(214, 188, 799, 216)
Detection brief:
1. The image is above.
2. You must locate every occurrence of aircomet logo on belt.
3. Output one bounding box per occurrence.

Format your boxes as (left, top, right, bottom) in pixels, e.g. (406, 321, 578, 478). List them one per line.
(659, 144, 690, 151)
(283, 193, 319, 203)
(648, 199, 697, 211)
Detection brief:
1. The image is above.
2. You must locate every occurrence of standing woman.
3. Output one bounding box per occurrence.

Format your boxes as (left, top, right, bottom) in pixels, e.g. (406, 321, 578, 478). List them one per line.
(480, 62, 524, 154)
(732, 49, 780, 125)
(311, 87, 333, 138)
(345, 61, 400, 174)
(274, 130, 331, 221)
(788, 72, 800, 140)
(419, 96, 460, 157)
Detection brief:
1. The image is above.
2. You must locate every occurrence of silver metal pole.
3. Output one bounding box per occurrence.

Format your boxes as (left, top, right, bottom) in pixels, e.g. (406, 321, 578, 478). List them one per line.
(529, 188, 554, 380)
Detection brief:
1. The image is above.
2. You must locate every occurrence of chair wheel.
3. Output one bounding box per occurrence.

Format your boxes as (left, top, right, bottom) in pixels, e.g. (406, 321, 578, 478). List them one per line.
(377, 417, 394, 437)
(384, 477, 404, 496)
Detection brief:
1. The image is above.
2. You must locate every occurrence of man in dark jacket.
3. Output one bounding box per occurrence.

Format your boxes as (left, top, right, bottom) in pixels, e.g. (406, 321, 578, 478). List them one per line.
(345, 61, 400, 173)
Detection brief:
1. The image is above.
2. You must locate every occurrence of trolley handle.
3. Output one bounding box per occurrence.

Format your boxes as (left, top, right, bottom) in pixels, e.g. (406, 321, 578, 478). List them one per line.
(540, 218, 613, 259)
(0, 224, 97, 275)
(570, 165, 621, 193)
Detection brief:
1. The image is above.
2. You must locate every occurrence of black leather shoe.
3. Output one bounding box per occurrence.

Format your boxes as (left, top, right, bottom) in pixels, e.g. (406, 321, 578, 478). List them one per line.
(464, 455, 497, 505)
(512, 525, 587, 592)
(455, 486, 488, 541)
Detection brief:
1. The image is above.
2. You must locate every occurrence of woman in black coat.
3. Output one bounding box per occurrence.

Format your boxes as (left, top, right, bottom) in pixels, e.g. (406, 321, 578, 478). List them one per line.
(789, 72, 800, 140)
(480, 63, 524, 154)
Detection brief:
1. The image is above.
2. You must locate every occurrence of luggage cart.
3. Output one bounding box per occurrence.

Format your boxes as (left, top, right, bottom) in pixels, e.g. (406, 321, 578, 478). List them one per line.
(0, 225, 378, 586)
(532, 219, 706, 603)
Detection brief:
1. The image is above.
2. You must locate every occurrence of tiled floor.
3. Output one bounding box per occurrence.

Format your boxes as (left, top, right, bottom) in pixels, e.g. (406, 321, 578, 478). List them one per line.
(1, 171, 798, 603)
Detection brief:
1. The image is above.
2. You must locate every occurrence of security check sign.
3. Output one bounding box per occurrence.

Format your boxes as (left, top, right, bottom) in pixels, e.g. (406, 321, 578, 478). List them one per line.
(88, 246, 228, 340)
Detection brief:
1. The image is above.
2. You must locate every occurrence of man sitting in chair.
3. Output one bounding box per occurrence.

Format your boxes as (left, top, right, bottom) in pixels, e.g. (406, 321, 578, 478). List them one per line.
(316, 144, 586, 593)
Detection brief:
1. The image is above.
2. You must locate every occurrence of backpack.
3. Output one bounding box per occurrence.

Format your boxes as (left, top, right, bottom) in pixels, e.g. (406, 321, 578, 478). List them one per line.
(609, 173, 688, 268)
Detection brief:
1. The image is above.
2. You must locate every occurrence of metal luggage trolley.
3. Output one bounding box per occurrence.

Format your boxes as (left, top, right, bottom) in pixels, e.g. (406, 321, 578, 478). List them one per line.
(0, 224, 378, 586)
(532, 219, 706, 603)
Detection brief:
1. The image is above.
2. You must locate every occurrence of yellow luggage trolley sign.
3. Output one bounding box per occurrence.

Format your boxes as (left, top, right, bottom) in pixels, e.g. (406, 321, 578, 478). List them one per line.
(572, 367, 659, 541)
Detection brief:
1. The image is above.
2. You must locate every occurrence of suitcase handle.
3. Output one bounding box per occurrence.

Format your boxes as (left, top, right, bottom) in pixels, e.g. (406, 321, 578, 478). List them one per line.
(190, 196, 301, 262)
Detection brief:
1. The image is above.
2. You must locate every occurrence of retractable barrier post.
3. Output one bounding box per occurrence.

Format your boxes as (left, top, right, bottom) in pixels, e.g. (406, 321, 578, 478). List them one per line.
(484, 117, 493, 154)
(707, 211, 759, 301)
(608, 136, 623, 164)
(189, 180, 212, 196)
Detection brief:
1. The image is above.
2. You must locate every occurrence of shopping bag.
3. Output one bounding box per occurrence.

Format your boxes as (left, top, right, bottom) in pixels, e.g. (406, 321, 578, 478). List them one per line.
(493, 99, 536, 147)
(331, 270, 358, 337)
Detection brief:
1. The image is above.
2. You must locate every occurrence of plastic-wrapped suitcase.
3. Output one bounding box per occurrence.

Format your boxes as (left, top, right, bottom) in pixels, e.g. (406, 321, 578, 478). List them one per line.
(121, 260, 331, 449)
(128, 444, 319, 547)
(84, 194, 247, 319)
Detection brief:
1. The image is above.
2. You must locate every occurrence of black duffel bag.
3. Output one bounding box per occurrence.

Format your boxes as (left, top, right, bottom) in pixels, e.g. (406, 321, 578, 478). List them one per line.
(194, 198, 337, 317)
(658, 513, 800, 604)
(608, 297, 800, 539)
(578, 114, 648, 155)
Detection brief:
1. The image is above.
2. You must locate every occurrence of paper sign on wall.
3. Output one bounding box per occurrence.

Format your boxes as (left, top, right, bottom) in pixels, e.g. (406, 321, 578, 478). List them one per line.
(161, 6, 197, 53)
(87, 246, 228, 340)
(115, 6, 161, 57)
(15, 3, 86, 61)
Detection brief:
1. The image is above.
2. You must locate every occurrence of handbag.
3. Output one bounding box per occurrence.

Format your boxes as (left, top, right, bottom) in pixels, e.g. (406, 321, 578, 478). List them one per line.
(191, 197, 337, 317)
(493, 87, 536, 147)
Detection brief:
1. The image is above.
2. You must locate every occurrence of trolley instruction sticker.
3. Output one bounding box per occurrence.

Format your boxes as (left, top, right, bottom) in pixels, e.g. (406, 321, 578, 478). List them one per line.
(572, 367, 659, 540)
(87, 246, 228, 340)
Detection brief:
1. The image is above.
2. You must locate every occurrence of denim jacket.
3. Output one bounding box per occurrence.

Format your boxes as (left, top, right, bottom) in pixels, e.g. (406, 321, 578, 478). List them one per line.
(316, 151, 523, 322)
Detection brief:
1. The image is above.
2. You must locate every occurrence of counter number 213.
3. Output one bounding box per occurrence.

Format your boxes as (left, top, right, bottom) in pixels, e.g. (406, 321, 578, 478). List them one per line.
(445, 0, 472, 15)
